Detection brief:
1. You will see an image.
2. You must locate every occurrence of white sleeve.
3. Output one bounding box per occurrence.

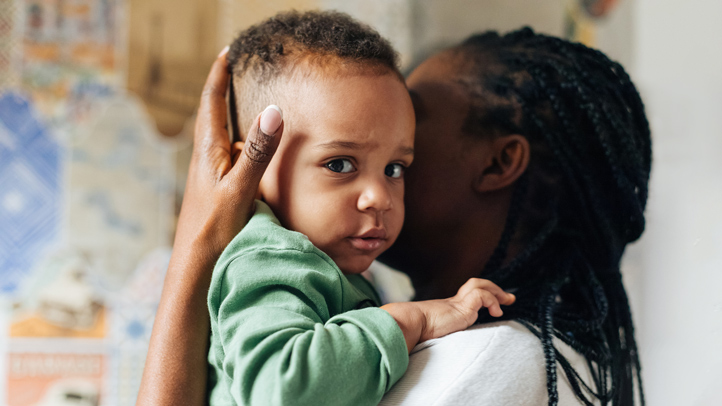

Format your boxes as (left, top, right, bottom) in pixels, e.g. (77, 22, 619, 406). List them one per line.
(380, 321, 593, 406)
(429, 323, 549, 406)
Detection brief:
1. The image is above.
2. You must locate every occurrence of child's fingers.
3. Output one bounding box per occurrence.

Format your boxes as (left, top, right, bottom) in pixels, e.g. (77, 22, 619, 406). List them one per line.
(497, 292, 515, 306)
(479, 290, 503, 317)
(457, 278, 504, 297)
(457, 278, 515, 306)
(461, 289, 502, 318)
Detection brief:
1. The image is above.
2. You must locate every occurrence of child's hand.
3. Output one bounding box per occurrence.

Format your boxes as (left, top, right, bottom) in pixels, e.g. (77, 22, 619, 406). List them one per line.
(382, 278, 514, 352)
(417, 278, 515, 342)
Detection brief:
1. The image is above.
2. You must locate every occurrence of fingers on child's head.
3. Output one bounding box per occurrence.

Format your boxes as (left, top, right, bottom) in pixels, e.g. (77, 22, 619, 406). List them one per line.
(240, 108, 283, 165)
(231, 141, 244, 165)
(197, 51, 230, 142)
(260, 105, 283, 135)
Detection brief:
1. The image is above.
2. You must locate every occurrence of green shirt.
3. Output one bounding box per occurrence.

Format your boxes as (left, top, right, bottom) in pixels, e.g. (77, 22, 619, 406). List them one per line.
(207, 201, 409, 406)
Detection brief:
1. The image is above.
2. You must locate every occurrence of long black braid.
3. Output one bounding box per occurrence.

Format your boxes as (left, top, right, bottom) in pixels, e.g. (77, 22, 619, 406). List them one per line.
(456, 28, 651, 406)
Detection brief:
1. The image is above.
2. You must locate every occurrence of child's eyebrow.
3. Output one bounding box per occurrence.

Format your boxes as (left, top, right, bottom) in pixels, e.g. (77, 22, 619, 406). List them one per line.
(398, 146, 415, 156)
(316, 140, 365, 150)
(316, 141, 414, 156)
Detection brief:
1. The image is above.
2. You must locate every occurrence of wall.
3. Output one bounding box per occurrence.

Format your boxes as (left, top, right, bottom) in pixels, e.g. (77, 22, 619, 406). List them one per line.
(408, 0, 566, 65)
(127, 0, 219, 135)
(630, 0, 722, 404)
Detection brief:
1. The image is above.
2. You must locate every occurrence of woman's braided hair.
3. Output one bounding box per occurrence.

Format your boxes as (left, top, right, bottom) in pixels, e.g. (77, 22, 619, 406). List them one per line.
(455, 28, 651, 405)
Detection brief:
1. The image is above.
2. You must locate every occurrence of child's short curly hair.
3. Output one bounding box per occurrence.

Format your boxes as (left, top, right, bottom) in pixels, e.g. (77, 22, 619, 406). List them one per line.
(228, 10, 401, 132)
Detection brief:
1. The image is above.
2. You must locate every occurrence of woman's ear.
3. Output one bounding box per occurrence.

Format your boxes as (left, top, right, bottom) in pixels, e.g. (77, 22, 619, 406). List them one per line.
(474, 134, 530, 193)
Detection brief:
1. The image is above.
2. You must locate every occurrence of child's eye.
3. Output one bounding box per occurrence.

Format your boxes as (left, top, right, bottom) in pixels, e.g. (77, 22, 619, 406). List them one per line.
(326, 159, 356, 173)
(385, 163, 405, 179)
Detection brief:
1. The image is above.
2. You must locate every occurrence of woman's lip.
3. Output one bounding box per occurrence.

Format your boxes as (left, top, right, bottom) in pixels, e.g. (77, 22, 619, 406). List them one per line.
(348, 237, 385, 251)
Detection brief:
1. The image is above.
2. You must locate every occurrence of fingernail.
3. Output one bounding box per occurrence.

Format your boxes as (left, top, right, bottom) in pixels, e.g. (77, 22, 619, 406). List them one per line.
(218, 45, 229, 57)
(260, 105, 283, 134)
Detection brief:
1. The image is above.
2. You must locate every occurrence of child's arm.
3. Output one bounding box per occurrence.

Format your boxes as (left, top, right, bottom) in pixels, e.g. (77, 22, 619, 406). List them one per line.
(381, 278, 515, 352)
(210, 248, 408, 406)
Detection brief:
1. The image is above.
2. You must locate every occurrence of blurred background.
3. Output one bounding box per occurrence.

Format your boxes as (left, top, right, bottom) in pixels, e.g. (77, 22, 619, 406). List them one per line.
(0, 0, 719, 405)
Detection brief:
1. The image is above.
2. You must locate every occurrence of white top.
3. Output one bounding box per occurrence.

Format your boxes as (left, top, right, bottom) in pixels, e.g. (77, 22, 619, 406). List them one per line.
(378, 320, 597, 406)
(365, 261, 598, 405)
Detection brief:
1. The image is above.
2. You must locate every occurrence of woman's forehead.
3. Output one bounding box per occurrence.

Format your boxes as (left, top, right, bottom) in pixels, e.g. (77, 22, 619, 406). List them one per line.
(408, 50, 467, 81)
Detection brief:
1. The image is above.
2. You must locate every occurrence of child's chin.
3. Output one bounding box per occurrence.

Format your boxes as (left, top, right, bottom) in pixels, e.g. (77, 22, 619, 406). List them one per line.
(337, 258, 374, 275)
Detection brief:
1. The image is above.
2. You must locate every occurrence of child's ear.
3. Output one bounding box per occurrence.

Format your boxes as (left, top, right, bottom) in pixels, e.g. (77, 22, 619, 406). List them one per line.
(473, 134, 530, 193)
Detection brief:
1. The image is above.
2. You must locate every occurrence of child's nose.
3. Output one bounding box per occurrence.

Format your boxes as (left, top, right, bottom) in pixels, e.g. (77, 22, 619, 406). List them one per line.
(357, 179, 393, 213)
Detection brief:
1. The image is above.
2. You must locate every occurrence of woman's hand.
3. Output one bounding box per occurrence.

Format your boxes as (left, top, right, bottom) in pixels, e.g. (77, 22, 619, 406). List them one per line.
(137, 48, 283, 406)
(177, 51, 284, 258)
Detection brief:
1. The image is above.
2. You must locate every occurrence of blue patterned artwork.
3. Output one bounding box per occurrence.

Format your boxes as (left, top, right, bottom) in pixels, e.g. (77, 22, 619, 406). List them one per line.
(67, 94, 176, 291)
(108, 247, 170, 405)
(0, 91, 62, 293)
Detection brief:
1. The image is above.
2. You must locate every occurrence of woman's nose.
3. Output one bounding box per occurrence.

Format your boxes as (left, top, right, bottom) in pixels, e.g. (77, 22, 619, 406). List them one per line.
(357, 178, 393, 213)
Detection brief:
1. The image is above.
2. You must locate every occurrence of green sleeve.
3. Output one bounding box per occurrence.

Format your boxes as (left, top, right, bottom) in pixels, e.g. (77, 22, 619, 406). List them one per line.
(210, 247, 409, 406)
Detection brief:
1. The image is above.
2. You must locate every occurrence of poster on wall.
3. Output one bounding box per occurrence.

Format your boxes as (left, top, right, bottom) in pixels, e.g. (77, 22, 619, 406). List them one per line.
(7, 352, 105, 406)
(9, 253, 106, 339)
(67, 94, 176, 291)
(0, 0, 21, 88)
(582, 0, 619, 17)
(566, 0, 621, 45)
(0, 92, 61, 294)
(106, 248, 170, 405)
(20, 0, 123, 126)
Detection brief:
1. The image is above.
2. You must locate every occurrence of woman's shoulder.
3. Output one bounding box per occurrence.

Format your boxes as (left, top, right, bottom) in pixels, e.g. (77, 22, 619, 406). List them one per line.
(380, 320, 594, 406)
(414, 319, 540, 354)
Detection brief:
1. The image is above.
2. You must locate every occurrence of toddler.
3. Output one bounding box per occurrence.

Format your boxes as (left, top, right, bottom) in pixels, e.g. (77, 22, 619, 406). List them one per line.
(207, 11, 514, 406)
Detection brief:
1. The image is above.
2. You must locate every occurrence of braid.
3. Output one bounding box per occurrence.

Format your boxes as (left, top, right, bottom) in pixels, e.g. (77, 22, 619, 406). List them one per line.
(540, 280, 563, 406)
(481, 174, 528, 275)
(457, 28, 650, 406)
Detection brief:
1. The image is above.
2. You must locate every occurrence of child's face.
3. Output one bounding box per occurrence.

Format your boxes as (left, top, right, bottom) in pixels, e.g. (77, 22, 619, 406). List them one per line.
(258, 68, 415, 274)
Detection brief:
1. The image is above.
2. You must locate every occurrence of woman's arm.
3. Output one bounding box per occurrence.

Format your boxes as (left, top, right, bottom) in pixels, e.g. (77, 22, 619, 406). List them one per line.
(136, 48, 283, 406)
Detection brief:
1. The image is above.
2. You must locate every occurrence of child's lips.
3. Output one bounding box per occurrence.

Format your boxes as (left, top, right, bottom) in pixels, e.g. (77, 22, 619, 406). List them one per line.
(348, 229, 387, 252)
(348, 237, 385, 251)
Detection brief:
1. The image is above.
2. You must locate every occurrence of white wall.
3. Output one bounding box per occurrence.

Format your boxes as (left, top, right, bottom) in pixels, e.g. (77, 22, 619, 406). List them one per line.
(630, 0, 722, 404)
(408, 0, 565, 62)
(325, 0, 566, 71)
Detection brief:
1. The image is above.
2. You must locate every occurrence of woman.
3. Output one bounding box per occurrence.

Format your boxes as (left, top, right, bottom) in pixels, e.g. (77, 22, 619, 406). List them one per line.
(138, 28, 649, 406)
